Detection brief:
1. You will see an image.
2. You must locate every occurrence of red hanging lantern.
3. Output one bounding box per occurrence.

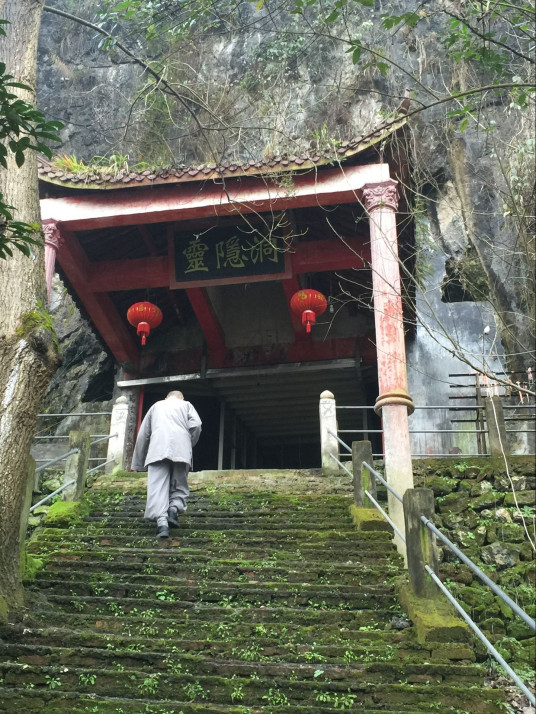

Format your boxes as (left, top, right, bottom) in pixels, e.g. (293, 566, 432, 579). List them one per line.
(289, 289, 328, 333)
(126, 301, 163, 345)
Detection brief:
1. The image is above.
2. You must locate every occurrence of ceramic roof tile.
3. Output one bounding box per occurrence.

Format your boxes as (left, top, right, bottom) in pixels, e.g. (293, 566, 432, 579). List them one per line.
(37, 116, 407, 190)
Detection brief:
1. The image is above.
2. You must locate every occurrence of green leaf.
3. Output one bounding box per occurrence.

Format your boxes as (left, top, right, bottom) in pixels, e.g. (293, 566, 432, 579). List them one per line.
(325, 9, 339, 22)
(256, 0, 264, 8)
(5, 80, 32, 91)
(459, 117, 468, 132)
(15, 151, 25, 167)
(376, 61, 389, 76)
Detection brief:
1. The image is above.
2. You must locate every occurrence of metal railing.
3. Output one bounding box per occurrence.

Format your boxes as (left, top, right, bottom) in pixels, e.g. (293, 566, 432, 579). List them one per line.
(336, 402, 535, 457)
(34, 433, 115, 472)
(330, 432, 535, 706)
(31, 433, 116, 512)
(30, 479, 75, 512)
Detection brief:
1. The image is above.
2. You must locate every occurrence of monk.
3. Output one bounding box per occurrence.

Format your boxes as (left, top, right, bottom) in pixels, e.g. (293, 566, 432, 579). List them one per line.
(131, 390, 202, 538)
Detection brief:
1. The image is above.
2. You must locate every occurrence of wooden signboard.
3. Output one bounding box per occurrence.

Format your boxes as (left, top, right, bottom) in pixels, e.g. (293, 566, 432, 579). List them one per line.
(169, 225, 291, 289)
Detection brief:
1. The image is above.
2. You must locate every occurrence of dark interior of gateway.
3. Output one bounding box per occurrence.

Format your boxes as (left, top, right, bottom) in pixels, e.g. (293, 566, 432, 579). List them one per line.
(141, 361, 383, 471)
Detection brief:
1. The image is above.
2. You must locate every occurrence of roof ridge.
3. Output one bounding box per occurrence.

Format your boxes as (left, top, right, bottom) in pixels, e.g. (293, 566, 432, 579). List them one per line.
(38, 116, 408, 190)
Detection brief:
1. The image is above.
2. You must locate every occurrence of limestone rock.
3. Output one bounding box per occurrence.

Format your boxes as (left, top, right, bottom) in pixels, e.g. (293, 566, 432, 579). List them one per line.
(504, 490, 536, 507)
(486, 522, 526, 544)
(472, 492, 504, 510)
(481, 542, 521, 570)
(438, 492, 469, 514)
(42, 477, 62, 493)
(494, 508, 512, 523)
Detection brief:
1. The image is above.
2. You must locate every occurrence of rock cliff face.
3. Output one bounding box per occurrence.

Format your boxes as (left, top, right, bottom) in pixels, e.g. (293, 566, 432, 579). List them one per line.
(36, 0, 534, 423)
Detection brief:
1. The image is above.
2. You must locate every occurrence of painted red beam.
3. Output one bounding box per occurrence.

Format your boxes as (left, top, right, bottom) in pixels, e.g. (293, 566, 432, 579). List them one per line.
(86, 239, 370, 293)
(56, 229, 140, 366)
(186, 287, 227, 365)
(88, 256, 169, 291)
(291, 238, 369, 273)
(41, 163, 390, 231)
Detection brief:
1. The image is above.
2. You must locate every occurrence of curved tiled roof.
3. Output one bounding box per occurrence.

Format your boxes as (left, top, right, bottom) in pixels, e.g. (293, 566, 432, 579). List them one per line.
(38, 117, 408, 190)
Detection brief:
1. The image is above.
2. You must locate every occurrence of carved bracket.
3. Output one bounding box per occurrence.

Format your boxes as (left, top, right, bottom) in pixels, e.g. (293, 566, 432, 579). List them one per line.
(362, 179, 399, 213)
(42, 219, 62, 250)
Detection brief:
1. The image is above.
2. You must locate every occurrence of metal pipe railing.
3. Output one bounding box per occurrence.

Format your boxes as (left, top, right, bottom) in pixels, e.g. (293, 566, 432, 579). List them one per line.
(86, 459, 116, 475)
(365, 490, 406, 543)
(334, 419, 535, 704)
(34, 434, 109, 440)
(328, 430, 352, 453)
(328, 453, 354, 480)
(29, 480, 75, 512)
(336, 405, 486, 410)
(90, 434, 116, 446)
(425, 566, 535, 707)
(340, 428, 488, 434)
(35, 449, 79, 473)
(421, 516, 535, 632)
(37, 412, 112, 417)
(356, 451, 535, 704)
(363, 461, 402, 502)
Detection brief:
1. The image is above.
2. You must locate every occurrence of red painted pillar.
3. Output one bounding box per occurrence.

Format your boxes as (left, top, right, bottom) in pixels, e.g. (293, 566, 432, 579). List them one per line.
(42, 219, 61, 301)
(362, 179, 414, 556)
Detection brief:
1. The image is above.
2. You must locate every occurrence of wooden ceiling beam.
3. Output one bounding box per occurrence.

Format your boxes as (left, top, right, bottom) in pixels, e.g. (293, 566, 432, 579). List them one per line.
(56, 229, 140, 366)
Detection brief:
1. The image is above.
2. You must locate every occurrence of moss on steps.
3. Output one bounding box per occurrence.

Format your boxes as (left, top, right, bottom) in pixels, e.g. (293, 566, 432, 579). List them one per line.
(1, 482, 509, 712)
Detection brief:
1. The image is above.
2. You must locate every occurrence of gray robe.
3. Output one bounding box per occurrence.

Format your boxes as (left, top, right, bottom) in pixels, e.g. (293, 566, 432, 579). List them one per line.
(131, 398, 202, 471)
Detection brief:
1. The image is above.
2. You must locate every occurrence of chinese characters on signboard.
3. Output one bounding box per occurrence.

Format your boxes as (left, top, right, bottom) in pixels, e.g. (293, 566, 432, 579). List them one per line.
(170, 226, 290, 288)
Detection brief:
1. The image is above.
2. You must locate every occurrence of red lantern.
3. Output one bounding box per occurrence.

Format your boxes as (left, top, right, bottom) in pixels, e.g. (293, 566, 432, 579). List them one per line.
(289, 289, 328, 333)
(126, 301, 163, 345)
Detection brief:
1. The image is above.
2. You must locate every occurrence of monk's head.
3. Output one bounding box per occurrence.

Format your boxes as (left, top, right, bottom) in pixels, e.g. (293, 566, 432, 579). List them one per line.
(166, 390, 184, 400)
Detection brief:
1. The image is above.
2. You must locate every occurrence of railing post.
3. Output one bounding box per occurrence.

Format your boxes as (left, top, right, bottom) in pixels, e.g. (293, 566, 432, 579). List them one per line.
(485, 396, 509, 456)
(106, 396, 130, 473)
(319, 390, 338, 475)
(63, 431, 91, 501)
(403, 488, 439, 598)
(351, 441, 376, 507)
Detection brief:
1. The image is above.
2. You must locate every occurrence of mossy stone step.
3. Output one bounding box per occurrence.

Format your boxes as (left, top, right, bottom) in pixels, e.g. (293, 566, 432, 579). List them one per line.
(27, 597, 398, 625)
(0, 662, 507, 711)
(37, 525, 372, 541)
(28, 544, 401, 567)
(30, 547, 402, 568)
(10, 614, 396, 643)
(8, 487, 507, 713)
(0, 635, 478, 670)
(29, 533, 395, 554)
(0, 642, 486, 685)
(38, 561, 398, 585)
(32, 577, 395, 605)
(0, 688, 463, 714)
(30, 585, 395, 615)
(1, 627, 476, 663)
(42, 558, 402, 585)
(80, 516, 365, 531)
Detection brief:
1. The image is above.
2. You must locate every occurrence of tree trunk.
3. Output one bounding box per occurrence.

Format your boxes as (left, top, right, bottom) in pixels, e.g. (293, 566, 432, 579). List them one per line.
(0, 0, 60, 619)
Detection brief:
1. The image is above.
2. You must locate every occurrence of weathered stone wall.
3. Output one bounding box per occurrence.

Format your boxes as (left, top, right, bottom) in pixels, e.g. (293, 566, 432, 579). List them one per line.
(383, 457, 535, 673)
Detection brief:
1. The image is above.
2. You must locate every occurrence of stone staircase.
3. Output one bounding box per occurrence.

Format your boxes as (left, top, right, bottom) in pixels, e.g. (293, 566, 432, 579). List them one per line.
(0, 473, 508, 713)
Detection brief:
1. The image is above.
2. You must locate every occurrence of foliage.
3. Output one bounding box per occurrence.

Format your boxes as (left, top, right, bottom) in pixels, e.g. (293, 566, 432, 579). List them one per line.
(0, 20, 63, 260)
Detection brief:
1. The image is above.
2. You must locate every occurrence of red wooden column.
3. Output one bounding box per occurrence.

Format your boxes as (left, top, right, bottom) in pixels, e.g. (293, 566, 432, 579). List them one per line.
(362, 179, 414, 557)
(42, 219, 61, 300)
